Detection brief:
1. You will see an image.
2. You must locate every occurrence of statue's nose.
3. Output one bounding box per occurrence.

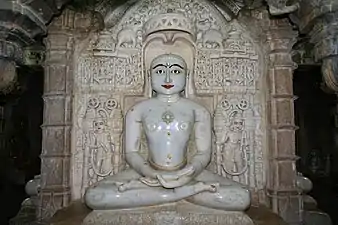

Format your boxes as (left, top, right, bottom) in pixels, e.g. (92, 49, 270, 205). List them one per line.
(164, 70, 172, 83)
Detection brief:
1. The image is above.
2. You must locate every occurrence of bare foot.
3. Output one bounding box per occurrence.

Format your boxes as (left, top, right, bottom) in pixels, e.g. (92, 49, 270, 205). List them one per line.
(192, 182, 220, 193)
(208, 183, 220, 193)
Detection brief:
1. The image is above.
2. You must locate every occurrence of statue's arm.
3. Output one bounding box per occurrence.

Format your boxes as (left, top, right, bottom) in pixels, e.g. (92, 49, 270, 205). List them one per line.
(191, 107, 212, 176)
(125, 105, 157, 178)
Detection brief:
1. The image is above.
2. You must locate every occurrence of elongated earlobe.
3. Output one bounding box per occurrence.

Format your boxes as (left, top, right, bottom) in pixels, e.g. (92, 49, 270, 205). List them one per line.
(186, 69, 196, 98)
(147, 71, 152, 98)
(185, 70, 189, 98)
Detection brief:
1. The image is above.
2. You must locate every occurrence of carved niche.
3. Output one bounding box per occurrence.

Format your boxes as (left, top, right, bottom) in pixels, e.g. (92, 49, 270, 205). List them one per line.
(72, 0, 266, 202)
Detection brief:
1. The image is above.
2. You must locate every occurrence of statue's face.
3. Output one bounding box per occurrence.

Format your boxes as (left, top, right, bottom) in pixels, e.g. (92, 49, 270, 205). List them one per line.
(150, 54, 187, 95)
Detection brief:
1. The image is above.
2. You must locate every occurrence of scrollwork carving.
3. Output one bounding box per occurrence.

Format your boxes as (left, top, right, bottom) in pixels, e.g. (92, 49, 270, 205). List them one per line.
(77, 53, 143, 93)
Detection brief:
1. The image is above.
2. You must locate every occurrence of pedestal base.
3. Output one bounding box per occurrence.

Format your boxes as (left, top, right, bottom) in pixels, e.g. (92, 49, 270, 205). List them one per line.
(49, 201, 288, 225)
(82, 201, 254, 225)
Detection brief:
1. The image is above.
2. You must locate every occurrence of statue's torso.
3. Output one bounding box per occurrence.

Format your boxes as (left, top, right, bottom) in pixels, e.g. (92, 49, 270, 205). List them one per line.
(140, 98, 197, 171)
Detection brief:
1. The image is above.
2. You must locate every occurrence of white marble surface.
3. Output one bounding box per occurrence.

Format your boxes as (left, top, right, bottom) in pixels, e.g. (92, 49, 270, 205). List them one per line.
(72, 0, 266, 202)
(84, 54, 251, 211)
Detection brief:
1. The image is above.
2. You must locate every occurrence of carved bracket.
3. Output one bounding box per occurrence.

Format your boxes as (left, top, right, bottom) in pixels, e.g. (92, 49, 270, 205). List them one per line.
(307, 10, 338, 91)
(266, 0, 299, 16)
(292, 37, 317, 66)
(23, 46, 46, 66)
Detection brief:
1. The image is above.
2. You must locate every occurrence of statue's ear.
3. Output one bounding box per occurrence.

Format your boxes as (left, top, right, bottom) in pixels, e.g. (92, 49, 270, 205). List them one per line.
(146, 70, 152, 98)
(185, 69, 190, 98)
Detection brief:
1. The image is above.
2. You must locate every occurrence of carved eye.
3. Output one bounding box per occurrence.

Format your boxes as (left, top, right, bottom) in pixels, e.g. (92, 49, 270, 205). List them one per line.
(171, 70, 181, 74)
(156, 70, 165, 74)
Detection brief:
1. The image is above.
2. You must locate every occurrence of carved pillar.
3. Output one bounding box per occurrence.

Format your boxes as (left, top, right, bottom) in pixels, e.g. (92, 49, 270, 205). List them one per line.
(296, 0, 338, 178)
(267, 18, 302, 225)
(0, 0, 71, 92)
(292, 0, 338, 90)
(40, 12, 74, 219)
(39, 9, 102, 219)
(312, 2, 338, 179)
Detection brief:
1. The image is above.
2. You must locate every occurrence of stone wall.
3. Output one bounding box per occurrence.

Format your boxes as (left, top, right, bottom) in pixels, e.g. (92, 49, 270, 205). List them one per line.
(40, 3, 300, 225)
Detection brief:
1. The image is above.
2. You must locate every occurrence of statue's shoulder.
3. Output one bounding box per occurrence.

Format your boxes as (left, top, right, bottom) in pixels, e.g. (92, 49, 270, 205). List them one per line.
(126, 99, 154, 115)
(182, 98, 210, 114)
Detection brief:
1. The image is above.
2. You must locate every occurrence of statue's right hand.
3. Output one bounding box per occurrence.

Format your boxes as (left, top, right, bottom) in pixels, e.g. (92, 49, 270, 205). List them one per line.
(139, 177, 161, 187)
(156, 173, 194, 188)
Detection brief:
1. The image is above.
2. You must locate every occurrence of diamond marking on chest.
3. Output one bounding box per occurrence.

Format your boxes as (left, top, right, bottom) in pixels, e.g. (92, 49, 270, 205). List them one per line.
(161, 110, 175, 124)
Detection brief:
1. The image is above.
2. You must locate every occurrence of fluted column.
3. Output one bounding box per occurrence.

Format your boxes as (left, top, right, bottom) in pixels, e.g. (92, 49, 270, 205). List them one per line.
(266, 18, 302, 225)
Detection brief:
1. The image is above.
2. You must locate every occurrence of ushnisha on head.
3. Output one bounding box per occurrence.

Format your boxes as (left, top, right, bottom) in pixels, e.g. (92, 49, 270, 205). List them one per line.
(150, 54, 188, 95)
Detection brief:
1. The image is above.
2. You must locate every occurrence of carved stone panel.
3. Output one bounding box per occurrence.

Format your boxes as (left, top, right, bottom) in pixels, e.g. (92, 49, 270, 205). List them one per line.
(72, 94, 124, 199)
(213, 94, 265, 189)
(77, 53, 143, 93)
(71, 0, 267, 203)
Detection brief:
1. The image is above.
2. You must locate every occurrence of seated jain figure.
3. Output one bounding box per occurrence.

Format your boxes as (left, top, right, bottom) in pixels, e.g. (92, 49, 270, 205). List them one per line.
(85, 54, 251, 211)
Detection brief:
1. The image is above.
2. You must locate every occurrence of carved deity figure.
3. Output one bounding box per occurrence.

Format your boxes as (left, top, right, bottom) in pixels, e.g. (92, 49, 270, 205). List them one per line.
(89, 116, 114, 176)
(84, 54, 251, 211)
(222, 111, 248, 176)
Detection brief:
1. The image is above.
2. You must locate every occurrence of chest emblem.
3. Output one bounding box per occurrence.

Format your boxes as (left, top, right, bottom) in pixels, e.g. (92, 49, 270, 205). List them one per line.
(161, 110, 175, 124)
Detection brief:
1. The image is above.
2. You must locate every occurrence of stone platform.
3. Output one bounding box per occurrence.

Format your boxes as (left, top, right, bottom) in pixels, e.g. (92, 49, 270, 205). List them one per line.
(82, 201, 253, 225)
(49, 201, 288, 225)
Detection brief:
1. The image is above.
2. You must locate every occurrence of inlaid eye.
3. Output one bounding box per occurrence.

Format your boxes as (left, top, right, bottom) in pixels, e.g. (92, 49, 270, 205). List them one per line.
(171, 70, 181, 74)
(156, 70, 165, 74)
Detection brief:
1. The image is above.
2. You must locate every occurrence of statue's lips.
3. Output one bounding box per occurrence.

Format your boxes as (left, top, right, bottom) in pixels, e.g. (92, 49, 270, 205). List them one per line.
(161, 84, 174, 89)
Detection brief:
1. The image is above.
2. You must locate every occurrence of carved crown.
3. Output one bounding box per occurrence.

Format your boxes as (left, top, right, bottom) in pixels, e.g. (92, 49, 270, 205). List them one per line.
(143, 13, 195, 36)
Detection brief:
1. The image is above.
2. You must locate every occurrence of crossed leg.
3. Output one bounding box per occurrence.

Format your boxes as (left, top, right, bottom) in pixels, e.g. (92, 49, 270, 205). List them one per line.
(84, 169, 217, 210)
(186, 170, 251, 211)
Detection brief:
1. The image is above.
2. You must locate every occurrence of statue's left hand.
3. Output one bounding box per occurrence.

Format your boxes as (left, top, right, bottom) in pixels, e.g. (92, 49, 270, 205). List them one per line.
(157, 174, 193, 188)
(160, 165, 195, 180)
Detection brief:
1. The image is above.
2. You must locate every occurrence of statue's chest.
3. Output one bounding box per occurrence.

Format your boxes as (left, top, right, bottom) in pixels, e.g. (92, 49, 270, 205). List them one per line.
(142, 109, 194, 133)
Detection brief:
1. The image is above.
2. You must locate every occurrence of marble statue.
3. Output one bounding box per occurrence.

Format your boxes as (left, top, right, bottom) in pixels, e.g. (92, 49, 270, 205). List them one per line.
(84, 53, 251, 211)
